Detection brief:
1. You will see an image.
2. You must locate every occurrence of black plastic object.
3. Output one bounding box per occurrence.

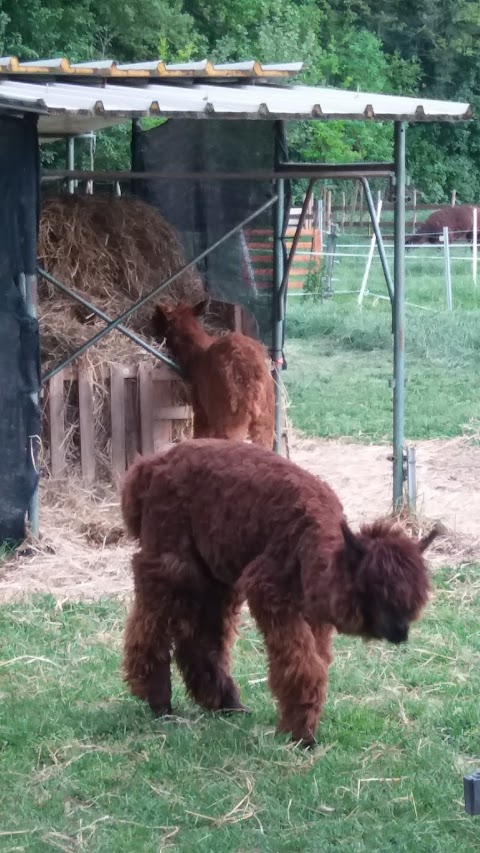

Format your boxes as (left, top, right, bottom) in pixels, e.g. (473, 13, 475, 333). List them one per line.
(464, 771, 480, 815)
(0, 115, 41, 544)
(131, 119, 291, 354)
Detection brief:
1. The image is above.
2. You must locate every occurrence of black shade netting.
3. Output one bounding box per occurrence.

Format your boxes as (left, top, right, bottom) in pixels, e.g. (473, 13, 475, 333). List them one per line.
(131, 119, 291, 351)
(0, 115, 41, 545)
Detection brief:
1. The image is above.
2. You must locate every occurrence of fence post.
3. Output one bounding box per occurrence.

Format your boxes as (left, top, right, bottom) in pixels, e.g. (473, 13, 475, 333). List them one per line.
(451, 189, 457, 206)
(350, 181, 359, 227)
(326, 190, 332, 232)
(443, 226, 453, 310)
(358, 192, 383, 306)
(412, 188, 417, 233)
(323, 223, 338, 298)
(473, 208, 478, 286)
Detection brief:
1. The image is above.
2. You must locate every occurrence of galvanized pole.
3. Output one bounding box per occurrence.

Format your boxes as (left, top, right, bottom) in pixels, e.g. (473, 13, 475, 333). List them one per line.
(272, 177, 285, 453)
(393, 122, 407, 509)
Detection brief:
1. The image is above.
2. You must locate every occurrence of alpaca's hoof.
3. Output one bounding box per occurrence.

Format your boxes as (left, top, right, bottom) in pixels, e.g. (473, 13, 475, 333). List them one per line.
(150, 702, 173, 717)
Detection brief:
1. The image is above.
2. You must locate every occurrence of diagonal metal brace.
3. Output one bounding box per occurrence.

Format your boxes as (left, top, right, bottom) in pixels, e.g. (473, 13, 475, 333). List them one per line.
(38, 266, 183, 381)
(360, 177, 394, 305)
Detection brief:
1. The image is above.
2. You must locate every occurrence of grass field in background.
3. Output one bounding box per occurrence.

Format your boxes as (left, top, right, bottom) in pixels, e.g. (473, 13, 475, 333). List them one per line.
(283, 241, 480, 441)
(1, 564, 479, 852)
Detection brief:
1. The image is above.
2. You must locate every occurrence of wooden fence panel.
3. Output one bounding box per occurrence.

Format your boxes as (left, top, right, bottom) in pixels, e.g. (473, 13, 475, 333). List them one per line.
(44, 362, 192, 481)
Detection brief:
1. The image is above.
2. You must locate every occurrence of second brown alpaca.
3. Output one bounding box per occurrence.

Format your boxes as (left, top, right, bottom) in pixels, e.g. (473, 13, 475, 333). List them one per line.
(152, 301, 275, 448)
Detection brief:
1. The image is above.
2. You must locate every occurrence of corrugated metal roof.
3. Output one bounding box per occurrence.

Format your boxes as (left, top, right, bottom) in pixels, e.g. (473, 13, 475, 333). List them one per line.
(0, 56, 303, 78)
(0, 78, 473, 137)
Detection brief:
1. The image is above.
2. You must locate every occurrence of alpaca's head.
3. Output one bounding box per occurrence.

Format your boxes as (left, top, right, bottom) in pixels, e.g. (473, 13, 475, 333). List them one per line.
(332, 520, 441, 644)
(152, 299, 208, 341)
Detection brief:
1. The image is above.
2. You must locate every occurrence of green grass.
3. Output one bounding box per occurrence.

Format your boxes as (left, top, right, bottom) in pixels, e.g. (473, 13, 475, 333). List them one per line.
(284, 242, 480, 441)
(1, 568, 480, 852)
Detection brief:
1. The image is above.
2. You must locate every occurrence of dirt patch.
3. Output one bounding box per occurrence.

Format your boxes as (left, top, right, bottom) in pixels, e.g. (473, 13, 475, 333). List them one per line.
(1, 436, 479, 602)
(291, 433, 480, 566)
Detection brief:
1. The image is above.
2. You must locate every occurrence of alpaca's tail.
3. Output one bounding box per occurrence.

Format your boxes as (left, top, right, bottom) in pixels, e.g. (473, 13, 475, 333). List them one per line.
(121, 455, 155, 540)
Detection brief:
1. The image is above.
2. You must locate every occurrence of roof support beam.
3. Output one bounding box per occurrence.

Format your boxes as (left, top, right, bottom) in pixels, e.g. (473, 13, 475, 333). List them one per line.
(41, 162, 396, 183)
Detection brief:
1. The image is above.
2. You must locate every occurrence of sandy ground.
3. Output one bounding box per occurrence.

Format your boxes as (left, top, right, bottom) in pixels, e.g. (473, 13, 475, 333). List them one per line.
(1, 435, 479, 602)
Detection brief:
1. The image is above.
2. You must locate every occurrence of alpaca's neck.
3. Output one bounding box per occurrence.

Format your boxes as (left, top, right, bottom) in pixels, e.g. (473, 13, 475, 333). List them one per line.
(302, 550, 359, 632)
(166, 325, 213, 370)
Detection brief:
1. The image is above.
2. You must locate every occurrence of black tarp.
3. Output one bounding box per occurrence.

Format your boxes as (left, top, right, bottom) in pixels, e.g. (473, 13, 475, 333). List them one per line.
(0, 115, 41, 544)
(131, 119, 290, 353)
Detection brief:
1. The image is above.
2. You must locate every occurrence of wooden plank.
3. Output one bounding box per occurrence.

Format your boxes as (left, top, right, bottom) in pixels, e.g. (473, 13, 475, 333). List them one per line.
(138, 363, 154, 455)
(60, 362, 176, 382)
(154, 378, 174, 447)
(49, 371, 66, 477)
(78, 362, 96, 482)
(110, 365, 126, 480)
(125, 378, 139, 468)
(155, 405, 190, 420)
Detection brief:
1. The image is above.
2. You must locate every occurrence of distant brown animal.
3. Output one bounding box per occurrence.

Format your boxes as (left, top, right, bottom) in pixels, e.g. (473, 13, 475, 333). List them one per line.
(122, 439, 440, 747)
(152, 300, 274, 448)
(406, 205, 480, 246)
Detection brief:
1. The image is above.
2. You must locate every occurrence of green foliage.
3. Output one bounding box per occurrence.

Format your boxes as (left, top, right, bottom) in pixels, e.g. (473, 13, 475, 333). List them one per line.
(2, 0, 479, 198)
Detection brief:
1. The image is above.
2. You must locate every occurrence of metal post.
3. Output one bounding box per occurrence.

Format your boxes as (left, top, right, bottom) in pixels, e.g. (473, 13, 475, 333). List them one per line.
(323, 223, 338, 298)
(26, 273, 40, 537)
(393, 122, 407, 510)
(66, 137, 75, 194)
(273, 178, 285, 453)
(361, 177, 394, 304)
(41, 196, 278, 383)
(443, 226, 453, 310)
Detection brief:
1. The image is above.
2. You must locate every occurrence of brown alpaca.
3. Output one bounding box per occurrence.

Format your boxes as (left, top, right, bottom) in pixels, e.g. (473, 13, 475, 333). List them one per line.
(406, 205, 480, 246)
(152, 301, 274, 448)
(121, 440, 440, 747)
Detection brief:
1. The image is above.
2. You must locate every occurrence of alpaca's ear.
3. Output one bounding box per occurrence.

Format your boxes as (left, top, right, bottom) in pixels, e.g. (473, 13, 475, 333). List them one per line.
(192, 298, 209, 317)
(418, 524, 443, 553)
(340, 521, 366, 569)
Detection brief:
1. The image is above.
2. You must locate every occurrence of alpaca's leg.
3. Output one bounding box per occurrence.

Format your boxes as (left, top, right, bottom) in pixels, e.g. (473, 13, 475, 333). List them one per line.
(248, 414, 275, 449)
(173, 585, 245, 712)
(244, 559, 328, 746)
(311, 623, 334, 668)
(123, 550, 202, 715)
(254, 613, 327, 746)
(123, 597, 173, 715)
(208, 418, 250, 442)
(192, 402, 212, 439)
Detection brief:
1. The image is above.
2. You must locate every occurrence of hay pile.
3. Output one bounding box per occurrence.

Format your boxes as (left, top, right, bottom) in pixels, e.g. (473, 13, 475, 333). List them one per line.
(38, 193, 219, 478)
(38, 194, 206, 373)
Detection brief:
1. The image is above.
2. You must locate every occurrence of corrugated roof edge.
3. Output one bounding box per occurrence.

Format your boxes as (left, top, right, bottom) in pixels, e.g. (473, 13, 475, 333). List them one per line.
(0, 57, 304, 79)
